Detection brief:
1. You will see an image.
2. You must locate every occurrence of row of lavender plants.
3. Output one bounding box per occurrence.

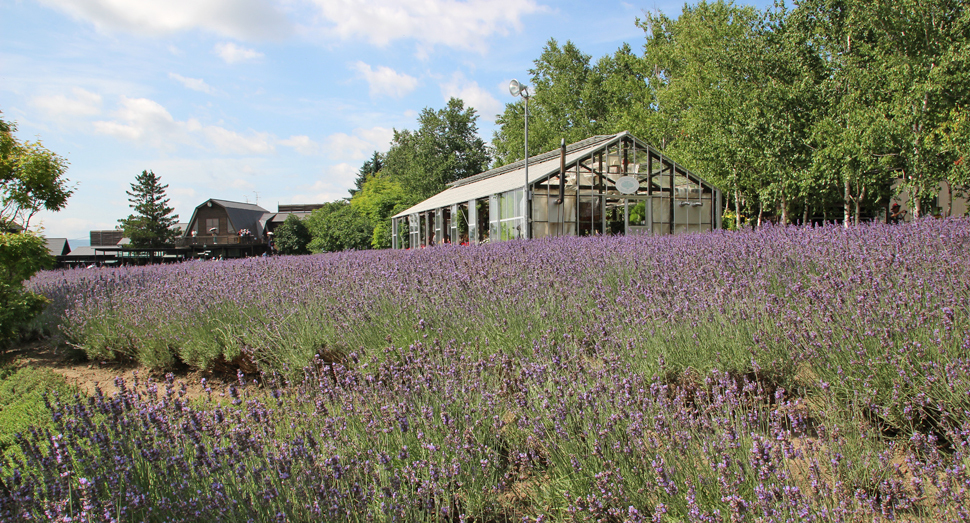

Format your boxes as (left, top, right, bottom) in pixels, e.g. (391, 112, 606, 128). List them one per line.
(3, 218, 969, 520)
(3, 339, 968, 520)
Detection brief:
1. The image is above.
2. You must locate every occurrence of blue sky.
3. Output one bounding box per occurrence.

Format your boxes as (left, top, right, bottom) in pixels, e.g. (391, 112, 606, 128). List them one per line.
(2, 0, 771, 240)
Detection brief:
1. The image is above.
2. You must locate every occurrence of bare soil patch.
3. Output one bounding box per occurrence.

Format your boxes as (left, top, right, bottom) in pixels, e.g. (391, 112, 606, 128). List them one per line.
(4, 339, 236, 400)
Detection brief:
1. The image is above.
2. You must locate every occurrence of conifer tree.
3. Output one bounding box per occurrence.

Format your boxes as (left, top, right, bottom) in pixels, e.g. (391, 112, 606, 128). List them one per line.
(119, 170, 179, 248)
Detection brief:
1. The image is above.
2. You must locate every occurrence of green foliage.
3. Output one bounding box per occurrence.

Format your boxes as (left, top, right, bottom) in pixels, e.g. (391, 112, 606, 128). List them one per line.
(370, 203, 412, 249)
(118, 170, 179, 248)
(595, 43, 660, 144)
(349, 174, 415, 249)
(641, 1, 777, 224)
(301, 98, 491, 250)
(939, 107, 970, 201)
(0, 232, 53, 346)
(383, 98, 491, 201)
(369, 219, 393, 249)
(305, 201, 372, 253)
(0, 363, 79, 461)
(0, 112, 73, 230)
(350, 174, 409, 224)
(865, 0, 968, 218)
(0, 114, 71, 347)
(492, 39, 614, 166)
(487, 0, 970, 225)
(349, 151, 384, 197)
(0, 232, 52, 283)
(273, 213, 311, 255)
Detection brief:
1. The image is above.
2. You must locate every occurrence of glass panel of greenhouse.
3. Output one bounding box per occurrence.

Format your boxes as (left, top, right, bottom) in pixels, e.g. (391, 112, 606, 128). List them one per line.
(391, 131, 722, 249)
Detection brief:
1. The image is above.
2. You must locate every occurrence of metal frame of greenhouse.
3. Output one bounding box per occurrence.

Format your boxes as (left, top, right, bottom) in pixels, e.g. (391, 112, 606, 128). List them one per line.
(391, 131, 723, 248)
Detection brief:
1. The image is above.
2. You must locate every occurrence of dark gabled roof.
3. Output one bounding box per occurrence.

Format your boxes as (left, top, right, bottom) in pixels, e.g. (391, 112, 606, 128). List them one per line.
(209, 199, 268, 213)
(184, 199, 269, 237)
(45, 237, 71, 256)
(217, 200, 268, 234)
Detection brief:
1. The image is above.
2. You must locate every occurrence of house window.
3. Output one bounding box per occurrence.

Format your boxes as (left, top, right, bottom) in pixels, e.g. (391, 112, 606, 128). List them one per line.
(206, 218, 219, 235)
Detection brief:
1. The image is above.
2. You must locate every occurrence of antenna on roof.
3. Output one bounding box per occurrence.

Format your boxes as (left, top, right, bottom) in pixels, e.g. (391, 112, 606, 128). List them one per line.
(253, 191, 259, 205)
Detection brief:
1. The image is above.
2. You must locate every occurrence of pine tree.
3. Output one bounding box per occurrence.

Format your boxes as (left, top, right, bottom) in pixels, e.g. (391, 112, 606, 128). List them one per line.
(119, 170, 179, 248)
(349, 151, 384, 197)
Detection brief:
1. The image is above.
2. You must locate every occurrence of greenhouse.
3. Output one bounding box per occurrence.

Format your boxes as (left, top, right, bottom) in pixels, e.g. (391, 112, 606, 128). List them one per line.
(391, 131, 723, 248)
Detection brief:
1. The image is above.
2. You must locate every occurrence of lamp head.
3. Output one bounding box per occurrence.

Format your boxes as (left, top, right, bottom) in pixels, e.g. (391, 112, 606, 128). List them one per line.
(509, 79, 529, 98)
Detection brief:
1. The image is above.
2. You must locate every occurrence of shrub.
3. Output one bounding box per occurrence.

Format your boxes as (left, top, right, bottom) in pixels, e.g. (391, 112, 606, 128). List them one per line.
(0, 232, 53, 348)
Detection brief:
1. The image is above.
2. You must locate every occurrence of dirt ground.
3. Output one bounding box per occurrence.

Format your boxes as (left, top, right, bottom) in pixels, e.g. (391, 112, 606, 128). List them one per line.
(4, 339, 237, 400)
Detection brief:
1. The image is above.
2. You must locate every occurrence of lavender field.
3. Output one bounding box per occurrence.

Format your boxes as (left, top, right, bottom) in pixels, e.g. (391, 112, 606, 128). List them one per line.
(3, 219, 970, 521)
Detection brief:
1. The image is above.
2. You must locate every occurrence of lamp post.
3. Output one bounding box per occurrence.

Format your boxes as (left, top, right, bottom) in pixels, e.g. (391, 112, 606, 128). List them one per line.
(509, 79, 531, 239)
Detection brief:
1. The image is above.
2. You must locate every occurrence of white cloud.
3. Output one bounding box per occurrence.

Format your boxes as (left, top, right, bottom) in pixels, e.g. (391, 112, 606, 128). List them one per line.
(230, 178, 256, 191)
(203, 126, 275, 155)
(169, 187, 197, 198)
(37, 0, 292, 40)
(214, 42, 264, 64)
(292, 165, 358, 201)
(354, 127, 395, 148)
(328, 162, 359, 187)
(33, 215, 116, 240)
(169, 73, 216, 94)
(167, 186, 198, 215)
(279, 135, 319, 155)
(308, 0, 544, 52)
(93, 96, 385, 160)
(440, 72, 502, 122)
(323, 127, 393, 160)
(351, 61, 418, 99)
(280, 128, 391, 159)
(92, 95, 276, 155)
(141, 157, 275, 196)
(31, 87, 103, 117)
(93, 96, 191, 148)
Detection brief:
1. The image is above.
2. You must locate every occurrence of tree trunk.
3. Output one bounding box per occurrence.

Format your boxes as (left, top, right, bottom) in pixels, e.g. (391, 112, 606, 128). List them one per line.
(854, 184, 866, 226)
(780, 191, 788, 225)
(735, 190, 742, 229)
(803, 196, 809, 225)
(844, 178, 852, 228)
(757, 201, 764, 228)
(945, 180, 952, 217)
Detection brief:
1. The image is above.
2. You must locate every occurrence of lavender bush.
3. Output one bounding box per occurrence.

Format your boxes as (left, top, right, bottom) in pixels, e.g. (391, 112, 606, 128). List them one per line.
(3, 218, 968, 520)
(2, 340, 968, 521)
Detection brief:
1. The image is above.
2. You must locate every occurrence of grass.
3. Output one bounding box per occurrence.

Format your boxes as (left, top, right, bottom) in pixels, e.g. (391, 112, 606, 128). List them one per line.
(0, 360, 79, 462)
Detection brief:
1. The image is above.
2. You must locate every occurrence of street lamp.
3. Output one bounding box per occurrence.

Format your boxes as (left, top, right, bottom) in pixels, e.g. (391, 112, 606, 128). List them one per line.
(509, 79, 531, 239)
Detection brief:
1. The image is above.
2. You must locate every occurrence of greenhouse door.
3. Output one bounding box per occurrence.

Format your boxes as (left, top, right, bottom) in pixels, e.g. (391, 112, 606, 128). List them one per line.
(622, 197, 652, 235)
